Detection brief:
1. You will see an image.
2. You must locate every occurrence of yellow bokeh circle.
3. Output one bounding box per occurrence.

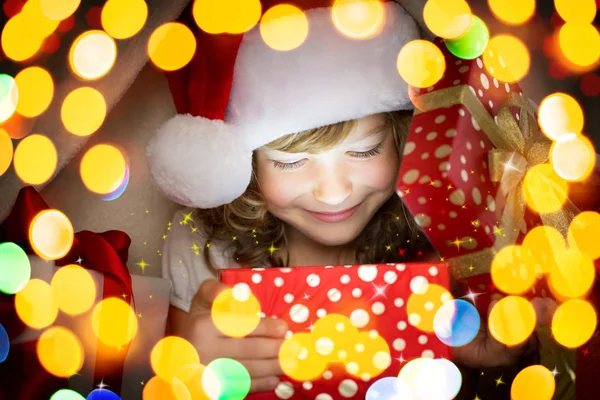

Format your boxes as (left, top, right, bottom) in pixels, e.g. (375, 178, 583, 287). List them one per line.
(568, 211, 600, 260)
(482, 34, 530, 83)
(279, 332, 328, 381)
(102, 0, 148, 39)
(211, 285, 261, 338)
(40, 0, 81, 21)
(488, 296, 536, 346)
(172, 363, 212, 400)
(538, 93, 584, 141)
(37, 326, 84, 378)
(69, 30, 117, 80)
(22, 0, 60, 38)
(491, 245, 537, 295)
(522, 225, 566, 274)
(13, 134, 58, 185)
(260, 4, 309, 52)
(92, 297, 138, 347)
(80, 144, 127, 195)
(15, 278, 58, 329)
(423, 0, 472, 40)
(551, 134, 596, 182)
(407, 283, 453, 333)
(558, 23, 600, 68)
(548, 248, 595, 299)
(555, 0, 597, 24)
(510, 365, 555, 400)
(332, 0, 385, 40)
(148, 22, 196, 72)
(142, 376, 178, 400)
(29, 209, 74, 261)
(344, 330, 391, 380)
(1, 14, 44, 62)
(552, 299, 597, 348)
(488, 0, 535, 26)
(51, 264, 96, 316)
(15, 66, 54, 118)
(312, 313, 359, 363)
(0, 129, 13, 176)
(150, 336, 200, 382)
(193, 0, 261, 35)
(523, 163, 568, 214)
(61, 87, 107, 136)
(397, 39, 446, 88)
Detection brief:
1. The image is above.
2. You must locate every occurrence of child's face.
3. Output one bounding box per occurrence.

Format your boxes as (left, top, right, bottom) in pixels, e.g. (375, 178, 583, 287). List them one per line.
(255, 113, 400, 247)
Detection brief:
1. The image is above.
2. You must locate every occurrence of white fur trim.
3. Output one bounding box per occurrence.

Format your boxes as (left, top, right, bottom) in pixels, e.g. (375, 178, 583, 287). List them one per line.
(226, 1, 421, 150)
(147, 115, 252, 208)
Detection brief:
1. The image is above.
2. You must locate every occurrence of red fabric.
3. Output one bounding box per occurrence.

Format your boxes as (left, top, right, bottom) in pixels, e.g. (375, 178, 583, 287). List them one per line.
(0, 187, 134, 397)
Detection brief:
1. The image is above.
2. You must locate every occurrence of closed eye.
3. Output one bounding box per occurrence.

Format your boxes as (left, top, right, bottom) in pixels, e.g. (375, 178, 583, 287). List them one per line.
(271, 143, 383, 171)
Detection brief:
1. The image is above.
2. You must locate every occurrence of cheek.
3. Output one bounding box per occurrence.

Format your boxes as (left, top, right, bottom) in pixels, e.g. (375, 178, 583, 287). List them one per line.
(362, 148, 400, 190)
(256, 164, 302, 208)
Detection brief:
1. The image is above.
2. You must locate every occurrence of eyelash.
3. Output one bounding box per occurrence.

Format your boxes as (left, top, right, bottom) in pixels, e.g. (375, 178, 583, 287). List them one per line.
(271, 143, 383, 171)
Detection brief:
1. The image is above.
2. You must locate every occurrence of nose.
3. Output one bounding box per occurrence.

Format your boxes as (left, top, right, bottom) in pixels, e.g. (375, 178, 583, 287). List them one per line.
(312, 164, 352, 206)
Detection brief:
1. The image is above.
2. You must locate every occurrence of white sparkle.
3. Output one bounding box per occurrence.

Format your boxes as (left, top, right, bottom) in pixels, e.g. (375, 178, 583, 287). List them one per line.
(97, 379, 109, 390)
(369, 283, 389, 302)
(461, 288, 484, 306)
(76, 257, 83, 264)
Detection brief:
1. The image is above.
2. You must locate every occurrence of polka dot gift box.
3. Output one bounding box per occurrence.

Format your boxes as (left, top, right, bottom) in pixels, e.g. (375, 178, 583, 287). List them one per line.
(219, 262, 453, 399)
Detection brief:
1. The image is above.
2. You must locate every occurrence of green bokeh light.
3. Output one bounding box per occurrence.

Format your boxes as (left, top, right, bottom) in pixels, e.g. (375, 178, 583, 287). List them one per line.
(445, 16, 490, 60)
(0, 242, 31, 295)
(50, 389, 86, 400)
(0, 74, 18, 124)
(204, 358, 251, 400)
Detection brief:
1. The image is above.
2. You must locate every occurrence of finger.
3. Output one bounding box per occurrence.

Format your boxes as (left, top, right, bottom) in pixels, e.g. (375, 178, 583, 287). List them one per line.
(219, 337, 285, 359)
(249, 376, 280, 394)
(531, 297, 558, 327)
(238, 358, 283, 379)
(190, 279, 231, 312)
(245, 317, 288, 338)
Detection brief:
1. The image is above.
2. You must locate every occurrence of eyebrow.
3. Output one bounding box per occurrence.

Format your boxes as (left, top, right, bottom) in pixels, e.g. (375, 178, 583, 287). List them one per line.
(346, 123, 388, 144)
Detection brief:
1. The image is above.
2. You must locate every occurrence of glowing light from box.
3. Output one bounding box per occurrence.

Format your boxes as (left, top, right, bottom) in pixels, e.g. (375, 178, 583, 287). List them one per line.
(344, 331, 391, 379)
(150, 336, 200, 381)
(511, 365, 556, 400)
(423, 0, 472, 40)
(211, 283, 261, 338)
(50, 389, 86, 400)
(444, 16, 489, 60)
(539, 93, 584, 141)
(92, 297, 138, 347)
(433, 299, 480, 347)
(488, 0, 535, 26)
(13, 134, 58, 185)
(406, 283, 453, 333)
(312, 314, 359, 363)
(397, 40, 446, 88)
(40, 0, 80, 21)
(1, 14, 44, 61)
(491, 245, 537, 295)
(548, 248, 595, 299)
(552, 299, 597, 348)
(61, 87, 107, 136)
(367, 376, 415, 399)
(488, 296, 536, 346)
(0, 242, 30, 295)
(522, 225, 567, 274)
(279, 332, 328, 381)
(0, 129, 13, 176)
(204, 358, 251, 400)
(148, 22, 196, 71)
(482, 34, 530, 82)
(80, 144, 127, 195)
(0, 74, 18, 124)
(554, 0, 596, 24)
(102, 0, 148, 39)
(558, 23, 600, 67)
(37, 326, 84, 378)
(551, 134, 596, 181)
(171, 363, 212, 400)
(523, 163, 569, 214)
(102, 164, 130, 201)
(193, 0, 261, 35)
(30, 209, 74, 261)
(412, 358, 462, 400)
(568, 211, 600, 260)
(142, 376, 178, 400)
(70, 31, 117, 80)
(332, 0, 385, 40)
(51, 264, 96, 316)
(14, 67, 54, 118)
(0, 323, 8, 363)
(15, 278, 58, 329)
(260, 4, 308, 52)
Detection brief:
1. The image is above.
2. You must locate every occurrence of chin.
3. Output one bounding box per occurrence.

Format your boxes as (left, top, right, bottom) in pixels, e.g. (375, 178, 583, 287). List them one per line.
(305, 228, 363, 247)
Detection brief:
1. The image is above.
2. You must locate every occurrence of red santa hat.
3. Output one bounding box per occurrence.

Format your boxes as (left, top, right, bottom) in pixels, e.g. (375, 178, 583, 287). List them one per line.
(147, 0, 429, 209)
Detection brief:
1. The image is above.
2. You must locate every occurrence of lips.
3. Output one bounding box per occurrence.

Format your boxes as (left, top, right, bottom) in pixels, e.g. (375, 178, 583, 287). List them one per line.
(305, 203, 361, 223)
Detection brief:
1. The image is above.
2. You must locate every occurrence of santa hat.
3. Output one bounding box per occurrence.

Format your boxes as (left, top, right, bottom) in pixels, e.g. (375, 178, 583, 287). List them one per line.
(147, 0, 429, 209)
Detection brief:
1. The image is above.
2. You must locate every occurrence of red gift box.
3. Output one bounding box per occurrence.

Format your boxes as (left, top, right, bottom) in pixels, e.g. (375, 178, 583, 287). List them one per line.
(220, 262, 452, 399)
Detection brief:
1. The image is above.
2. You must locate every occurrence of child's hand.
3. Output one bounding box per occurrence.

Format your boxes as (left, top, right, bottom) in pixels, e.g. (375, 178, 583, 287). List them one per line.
(452, 295, 557, 369)
(173, 279, 288, 393)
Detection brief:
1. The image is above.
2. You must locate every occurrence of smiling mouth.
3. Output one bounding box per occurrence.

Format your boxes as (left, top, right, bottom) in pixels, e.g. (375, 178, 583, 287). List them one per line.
(305, 203, 362, 223)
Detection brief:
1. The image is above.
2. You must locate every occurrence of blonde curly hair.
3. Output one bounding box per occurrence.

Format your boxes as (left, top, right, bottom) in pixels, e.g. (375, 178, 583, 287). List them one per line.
(193, 110, 431, 272)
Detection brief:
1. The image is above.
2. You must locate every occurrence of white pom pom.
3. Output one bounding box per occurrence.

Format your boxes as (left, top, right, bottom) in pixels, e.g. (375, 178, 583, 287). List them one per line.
(147, 114, 252, 209)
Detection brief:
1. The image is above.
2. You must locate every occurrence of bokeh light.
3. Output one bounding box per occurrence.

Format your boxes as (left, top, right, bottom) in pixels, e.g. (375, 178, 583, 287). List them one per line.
(14, 67, 54, 118)
(522, 225, 567, 274)
(523, 163, 569, 214)
(260, 4, 308, 52)
(279, 332, 328, 381)
(488, 0, 535, 25)
(150, 336, 200, 381)
(482, 34, 530, 82)
(552, 299, 597, 348)
(397, 39, 446, 88)
(548, 248, 595, 299)
(15, 278, 58, 329)
(204, 358, 251, 400)
(50, 389, 86, 400)
(511, 365, 555, 400)
(193, 0, 261, 35)
(1, 14, 44, 62)
(22, 0, 60, 38)
(51, 264, 96, 316)
(37, 326, 84, 378)
(413, 358, 462, 400)
(554, 0, 597, 24)
(312, 313, 359, 363)
(211, 283, 261, 338)
(0, 323, 8, 363)
(13, 134, 57, 185)
(332, 0, 385, 39)
(444, 16, 489, 60)
(488, 296, 536, 346)
(101, 0, 148, 39)
(0, 242, 31, 295)
(539, 93, 584, 140)
(171, 363, 212, 400)
(558, 23, 600, 68)
(101, 164, 130, 201)
(148, 22, 196, 71)
(69, 31, 117, 80)
(40, 0, 81, 21)
(30, 209, 74, 260)
(491, 245, 537, 295)
(92, 297, 137, 347)
(0, 74, 19, 123)
(0, 112, 36, 139)
(568, 211, 600, 260)
(80, 144, 127, 195)
(0, 129, 13, 176)
(407, 283, 453, 333)
(142, 376, 177, 400)
(433, 299, 480, 347)
(61, 87, 107, 136)
(86, 388, 121, 400)
(367, 376, 415, 399)
(423, 0, 472, 40)
(551, 134, 596, 181)
(397, 357, 430, 394)
(344, 330, 391, 379)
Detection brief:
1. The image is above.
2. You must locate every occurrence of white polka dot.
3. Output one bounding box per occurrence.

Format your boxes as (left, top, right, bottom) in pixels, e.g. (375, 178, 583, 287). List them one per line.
(328, 288, 342, 302)
(489, 100, 494, 109)
(434, 144, 452, 158)
(422, 349, 435, 358)
(472, 117, 480, 131)
(505, 82, 511, 92)
(306, 273, 320, 287)
(315, 337, 335, 356)
(456, 60, 463, 65)
(284, 293, 294, 303)
(460, 155, 467, 164)
(316, 308, 327, 318)
(274, 277, 284, 287)
(323, 370, 333, 380)
(395, 263, 406, 271)
(315, 394, 333, 400)
(453, 79, 461, 85)
(449, 211, 457, 218)
(418, 196, 427, 205)
(484, 226, 491, 234)
(478, 89, 483, 97)
(251, 274, 262, 284)
(275, 382, 294, 399)
(493, 77, 499, 88)
(338, 380, 358, 398)
(487, 195, 496, 212)
(441, 292, 452, 303)
(476, 58, 483, 68)
(280, 268, 292, 273)
(361, 373, 371, 382)
(449, 189, 466, 205)
(302, 381, 313, 390)
(394, 297, 405, 307)
(461, 169, 469, 182)
(466, 141, 472, 150)
(426, 131, 438, 141)
(459, 66, 469, 73)
(438, 224, 446, 230)
(340, 274, 350, 284)
(358, 265, 378, 282)
(289, 304, 310, 323)
(372, 302, 385, 315)
(409, 313, 422, 326)
(415, 126, 423, 133)
(350, 309, 370, 328)
(418, 335, 429, 345)
(458, 108, 466, 116)
(403, 141, 416, 155)
(425, 301, 434, 310)
(397, 320, 407, 330)
(232, 283, 252, 302)
(480, 140, 486, 149)
(393, 338, 406, 351)
(384, 270, 398, 284)
(480, 73, 489, 90)
(345, 362, 359, 375)
(402, 169, 420, 184)
(414, 214, 431, 227)
(434, 115, 446, 124)
(373, 351, 392, 370)
(410, 276, 429, 294)
(429, 266, 439, 276)
(352, 288, 362, 298)
(472, 187, 482, 205)
(439, 161, 450, 171)
(445, 129, 457, 137)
